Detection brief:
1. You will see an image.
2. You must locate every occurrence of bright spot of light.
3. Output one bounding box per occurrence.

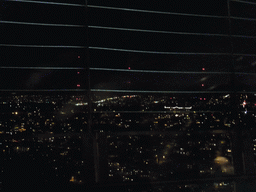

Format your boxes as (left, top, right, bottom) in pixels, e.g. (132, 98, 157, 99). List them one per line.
(214, 156, 234, 174)
(77, 84, 80, 87)
(202, 84, 204, 87)
(243, 100, 246, 107)
(202, 68, 205, 71)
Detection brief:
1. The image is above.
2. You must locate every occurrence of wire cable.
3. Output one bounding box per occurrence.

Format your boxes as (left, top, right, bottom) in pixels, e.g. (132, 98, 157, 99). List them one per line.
(87, 5, 227, 19)
(89, 47, 256, 57)
(90, 68, 256, 75)
(0, 89, 87, 92)
(0, 44, 85, 48)
(91, 89, 256, 94)
(5, 0, 230, 21)
(0, 66, 84, 70)
(2, 21, 255, 39)
(0, 20, 85, 27)
(231, 16, 256, 22)
(88, 26, 229, 37)
(88, 47, 231, 55)
(7, 0, 84, 7)
(91, 89, 232, 94)
(1, 44, 256, 56)
(89, 68, 229, 74)
(89, 25, 256, 39)
(232, 34, 256, 39)
(0, 66, 255, 76)
(231, 0, 256, 6)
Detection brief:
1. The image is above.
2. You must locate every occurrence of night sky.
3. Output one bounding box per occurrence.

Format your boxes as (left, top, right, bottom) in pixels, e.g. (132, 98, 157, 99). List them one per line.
(1, 0, 256, 91)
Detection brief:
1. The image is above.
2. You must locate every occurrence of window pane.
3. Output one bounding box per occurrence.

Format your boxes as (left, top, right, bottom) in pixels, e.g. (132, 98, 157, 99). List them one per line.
(88, 0, 228, 16)
(89, 49, 232, 72)
(233, 38, 256, 54)
(89, 28, 230, 53)
(231, 19, 256, 37)
(234, 56, 256, 73)
(0, 1, 86, 25)
(0, 47, 85, 67)
(88, 8, 229, 34)
(90, 71, 232, 92)
(1, 23, 86, 46)
(0, 69, 87, 90)
(230, 1, 256, 19)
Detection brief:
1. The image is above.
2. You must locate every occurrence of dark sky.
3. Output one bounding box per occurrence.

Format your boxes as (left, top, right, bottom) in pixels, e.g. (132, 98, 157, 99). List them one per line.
(1, 0, 256, 91)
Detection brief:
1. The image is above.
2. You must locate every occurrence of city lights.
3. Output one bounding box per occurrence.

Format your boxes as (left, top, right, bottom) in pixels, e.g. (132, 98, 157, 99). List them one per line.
(0, 93, 254, 190)
(1, 0, 255, 191)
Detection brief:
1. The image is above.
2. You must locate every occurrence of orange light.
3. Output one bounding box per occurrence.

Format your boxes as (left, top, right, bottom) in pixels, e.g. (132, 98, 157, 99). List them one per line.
(70, 176, 75, 182)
